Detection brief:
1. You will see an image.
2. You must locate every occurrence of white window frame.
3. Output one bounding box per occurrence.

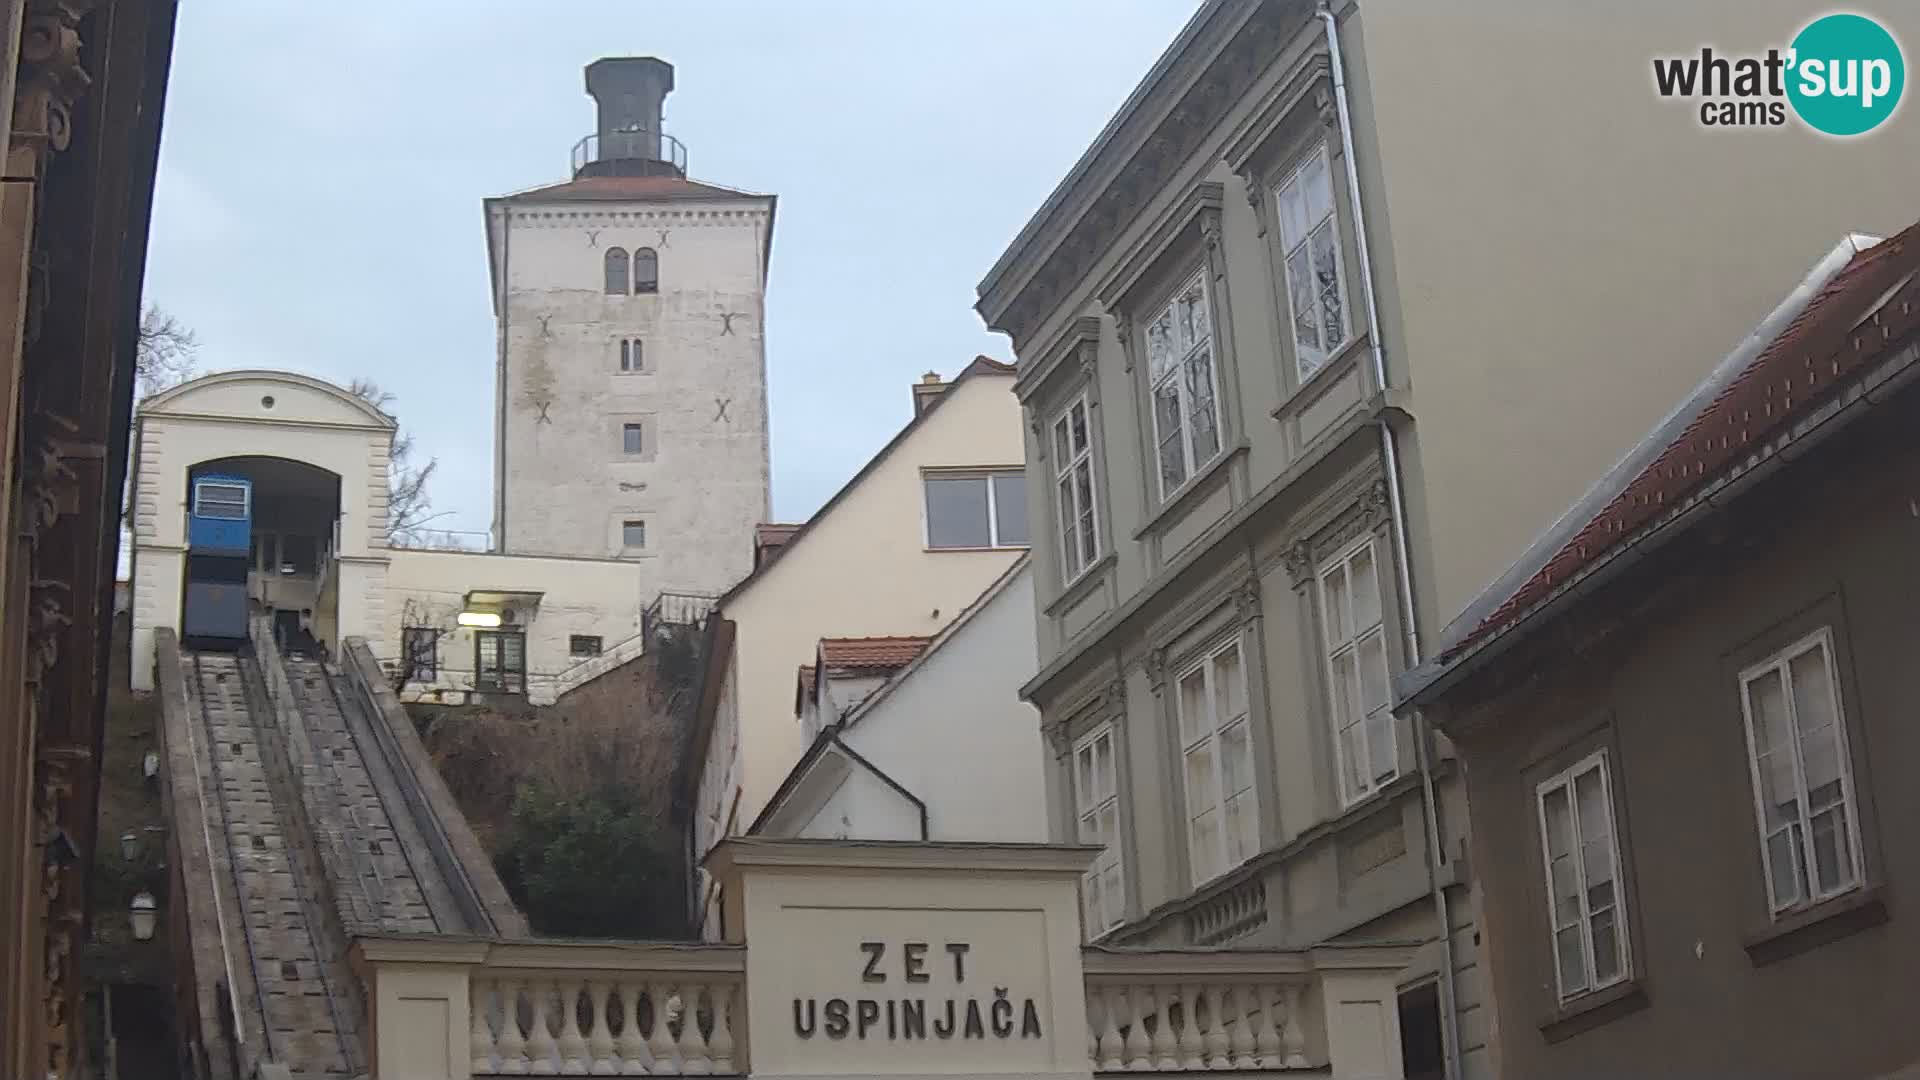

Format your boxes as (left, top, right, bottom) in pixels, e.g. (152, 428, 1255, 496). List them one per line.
(193, 480, 251, 520)
(1317, 535, 1397, 806)
(1143, 269, 1224, 500)
(1050, 393, 1101, 584)
(1534, 750, 1630, 1002)
(922, 469, 1028, 550)
(1072, 723, 1125, 936)
(1274, 142, 1350, 381)
(1174, 637, 1258, 887)
(1737, 626, 1865, 918)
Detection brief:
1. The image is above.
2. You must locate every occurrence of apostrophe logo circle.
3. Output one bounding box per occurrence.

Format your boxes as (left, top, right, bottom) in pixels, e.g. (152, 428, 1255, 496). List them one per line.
(1787, 13, 1905, 136)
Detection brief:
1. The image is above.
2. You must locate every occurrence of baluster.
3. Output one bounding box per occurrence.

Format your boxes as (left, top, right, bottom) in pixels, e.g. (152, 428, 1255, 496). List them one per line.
(1253, 983, 1282, 1068)
(1087, 992, 1100, 1069)
(472, 977, 500, 1075)
(1203, 985, 1231, 1069)
(676, 984, 713, 1074)
(616, 980, 649, 1075)
(1096, 986, 1124, 1071)
(707, 983, 736, 1073)
(1281, 984, 1309, 1069)
(497, 978, 530, 1074)
(647, 981, 681, 1075)
(1227, 984, 1259, 1069)
(1177, 984, 1205, 1069)
(1122, 984, 1152, 1071)
(587, 980, 617, 1074)
(557, 980, 590, 1074)
(1149, 984, 1178, 1070)
(527, 980, 559, 1074)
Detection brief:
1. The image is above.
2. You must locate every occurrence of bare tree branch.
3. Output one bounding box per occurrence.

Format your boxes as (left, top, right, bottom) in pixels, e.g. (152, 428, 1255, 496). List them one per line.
(349, 377, 441, 543)
(135, 304, 197, 397)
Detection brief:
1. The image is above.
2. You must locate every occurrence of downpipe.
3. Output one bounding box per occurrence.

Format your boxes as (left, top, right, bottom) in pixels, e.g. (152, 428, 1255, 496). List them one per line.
(1317, 5, 1464, 1078)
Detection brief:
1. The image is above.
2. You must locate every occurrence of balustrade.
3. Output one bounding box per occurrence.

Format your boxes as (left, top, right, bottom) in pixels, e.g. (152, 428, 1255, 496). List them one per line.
(1082, 950, 1314, 1073)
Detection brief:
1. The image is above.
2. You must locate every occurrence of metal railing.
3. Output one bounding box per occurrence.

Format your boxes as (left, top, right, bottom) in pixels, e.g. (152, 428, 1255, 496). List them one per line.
(571, 128, 688, 175)
(641, 590, 719, 642)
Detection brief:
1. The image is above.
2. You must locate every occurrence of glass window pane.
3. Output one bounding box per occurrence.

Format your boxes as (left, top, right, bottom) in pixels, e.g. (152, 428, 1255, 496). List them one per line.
(1365, 708, 1396, 783)
(1348, 545, 1380, 629)
(992, 472, 1029, 546)
(1147, 309, 1177, 382)
(1058, 476, 1079, 575)
(603, 247, 629, 294)
(1288, 248, 1321, 360)
(1185, 743, 1218, 817)
(1311, 221, 1340, 295)
(1590, 907, 1621, 984)
(622, 520, 645, 548)
(1178, 668, 1209, 744)
(1342, 723, 1368, 798)
(1075, 464, 1097, 562)
(1221, 719, 1254, 797)
(1767, 825, 1805, 908)
(1542, 785, 1574, 861)
(1052, 414, 1072, 465)
(623, 423, 643, 454)
(925, 476, 990, 548)
(1094, 734, 1114, 802)
(1358, 631, 1389, 714)
(1320, 284, 1345, 356)
(1549, 853, 1581, 928)
(1555, 926, 1588, 994)
(1185, 350, 1220, 464)
(1214, 647, 1246, 723)
(1070, 401, 1090, 455)
(1225, 790, 1257, 866)
(1301, 151, 1334, 222)
(1190, 809, 1221, 885)
(1277, 178, 1310, 246)
(1329, 651, 1357, 731)
(1177, 278, 1210, 349)
(1810, 805, 1851, 894)
(1323, 566, 1351, 645)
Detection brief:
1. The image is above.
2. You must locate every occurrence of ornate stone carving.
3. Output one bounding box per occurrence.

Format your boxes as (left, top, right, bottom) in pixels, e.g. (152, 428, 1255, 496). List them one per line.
(1359, 478, 1393, 530)
(12, 1, 95, 161)
(1043, 720, 1071, 758)
(1233, 575, 1262, 624)
(1142, 646, 1169, 689)
(1314, 84, 1338, 130)
(1281, 538, 1316, 584)
(1199, 206, 1224, 255)
(1113, 310, 1135, 373)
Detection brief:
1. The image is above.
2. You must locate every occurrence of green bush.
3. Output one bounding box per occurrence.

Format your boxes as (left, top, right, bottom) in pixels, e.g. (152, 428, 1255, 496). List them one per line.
(497, 782, 684, 940)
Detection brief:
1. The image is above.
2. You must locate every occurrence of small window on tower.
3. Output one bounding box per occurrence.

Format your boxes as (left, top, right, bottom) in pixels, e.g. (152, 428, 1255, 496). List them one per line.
(634, 247, 659, 294)
(622, 422, 644, 455)
(619, 338, 644, 373)
(604, 247, 629, 295)
(622, 520, 647, 550)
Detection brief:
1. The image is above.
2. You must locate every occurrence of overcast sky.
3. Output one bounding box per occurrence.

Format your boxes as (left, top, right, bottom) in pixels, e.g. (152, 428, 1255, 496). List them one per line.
(144, 2, 1199, 536)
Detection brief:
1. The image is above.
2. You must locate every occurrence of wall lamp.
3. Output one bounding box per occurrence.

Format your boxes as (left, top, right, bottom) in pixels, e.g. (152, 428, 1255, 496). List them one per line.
(457, 611, 502, 629)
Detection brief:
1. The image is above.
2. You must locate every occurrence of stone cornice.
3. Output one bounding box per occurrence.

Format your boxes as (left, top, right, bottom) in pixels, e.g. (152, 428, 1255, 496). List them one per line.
(1015, 314, 1104, 405)
(11, 1, 95, 165)
(1093, 179, 1224, 313)
(977, 0, 1298, 349)
(705, 837, 1100, 878)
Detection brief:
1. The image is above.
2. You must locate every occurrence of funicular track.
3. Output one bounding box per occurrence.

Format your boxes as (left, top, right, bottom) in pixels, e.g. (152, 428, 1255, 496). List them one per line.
(189, 651, 358, 1078)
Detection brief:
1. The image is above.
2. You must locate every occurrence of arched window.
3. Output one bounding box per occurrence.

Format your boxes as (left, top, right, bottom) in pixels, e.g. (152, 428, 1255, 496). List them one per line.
(633, 247, 659, 294)
(603, 247, 629, 295)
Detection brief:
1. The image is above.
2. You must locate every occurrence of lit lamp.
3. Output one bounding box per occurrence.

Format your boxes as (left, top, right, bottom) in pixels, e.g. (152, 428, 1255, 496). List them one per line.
(142, 749, 160, 780)
(457, 611, 502, 628)
(119, 830, 140, 862)
(129, 892, 157, 941)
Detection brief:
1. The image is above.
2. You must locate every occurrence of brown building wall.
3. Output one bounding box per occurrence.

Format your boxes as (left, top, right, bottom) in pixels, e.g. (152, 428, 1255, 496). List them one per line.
(1450, 394, 1919, 1077)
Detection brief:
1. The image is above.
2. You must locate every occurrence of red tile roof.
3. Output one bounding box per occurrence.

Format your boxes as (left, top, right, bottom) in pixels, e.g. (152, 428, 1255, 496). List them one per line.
(501, 175, 765, 203)
(818, 636, 933, 672)
(755, 523, 801, 548)
(1443, 222, 1920, 662)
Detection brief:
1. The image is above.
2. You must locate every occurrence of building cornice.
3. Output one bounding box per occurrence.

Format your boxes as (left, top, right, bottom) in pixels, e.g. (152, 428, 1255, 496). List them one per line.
(705, 837, 1100, 878)
(976, 0, 1301, 349)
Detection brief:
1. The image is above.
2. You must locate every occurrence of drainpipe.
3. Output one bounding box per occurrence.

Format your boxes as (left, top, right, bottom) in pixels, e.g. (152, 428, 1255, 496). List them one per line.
(1316, 6, 1463, 1079)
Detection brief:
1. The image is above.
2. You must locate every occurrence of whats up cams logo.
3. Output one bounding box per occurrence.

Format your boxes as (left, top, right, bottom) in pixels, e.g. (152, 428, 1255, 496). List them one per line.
(1653, 12, 1906, 135)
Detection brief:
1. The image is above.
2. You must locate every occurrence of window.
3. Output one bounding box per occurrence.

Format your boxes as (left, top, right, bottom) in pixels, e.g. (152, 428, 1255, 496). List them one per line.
(279, 534, 317, 576)
(401, 627, 439, 681)
(622, 422, 644, 455)
(923, 470, 1028, 549)
(1536, 752, 1629, 1001)
(1319, 537, 1395, 804)
(1738, 628, 1863, 917)
(603, 247, 629, 295)
(1176, 639, 1256, 886)
(569, 635, 603, 657)
(1275, 144, 1348, 379)
(1051, 394, 1100, 582)
(193, 480, 249, 520)
(474, 630, 526, 694)
(1073, 724, 1125, 935)
(619, 338, 644, 372)
(621, 519, 646, 549)
(1144, 271, 1222, 498)
(633, 247, 659, 294)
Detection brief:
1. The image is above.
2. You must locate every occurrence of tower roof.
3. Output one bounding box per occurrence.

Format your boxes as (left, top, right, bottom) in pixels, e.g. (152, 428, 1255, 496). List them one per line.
(496, 174, 769, 204)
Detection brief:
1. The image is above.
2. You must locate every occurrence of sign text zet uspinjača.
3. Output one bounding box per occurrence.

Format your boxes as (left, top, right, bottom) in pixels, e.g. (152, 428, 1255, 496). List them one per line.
(792, 941, 1045, 1042)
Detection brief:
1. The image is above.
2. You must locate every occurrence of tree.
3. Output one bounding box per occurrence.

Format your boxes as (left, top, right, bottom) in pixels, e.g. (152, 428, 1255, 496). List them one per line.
(497, 783, 683, 938)
(135, 304, 197, 397)
(348, 377, 443, 543)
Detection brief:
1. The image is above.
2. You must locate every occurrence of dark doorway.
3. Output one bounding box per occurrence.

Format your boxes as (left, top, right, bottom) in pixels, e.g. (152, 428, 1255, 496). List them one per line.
(1399, 981, 1445, 1080)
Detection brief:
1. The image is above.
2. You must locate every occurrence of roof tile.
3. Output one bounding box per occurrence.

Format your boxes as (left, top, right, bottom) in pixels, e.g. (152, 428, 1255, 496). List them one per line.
(818, 636, 933, 672)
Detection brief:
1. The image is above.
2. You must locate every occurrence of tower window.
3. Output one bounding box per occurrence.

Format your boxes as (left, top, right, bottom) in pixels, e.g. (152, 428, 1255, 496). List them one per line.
(634, 247, 659, 294)
(619, 338, 644, 373)
(622, 422, 644, 455)
(604, 247, 629, 294)
(622, 520, 646, 549)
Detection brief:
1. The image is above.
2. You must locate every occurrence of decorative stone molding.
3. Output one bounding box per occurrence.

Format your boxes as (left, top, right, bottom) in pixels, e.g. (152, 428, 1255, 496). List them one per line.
(1142, 646, 1170, 690)
(1113, 310, 1134, 373)
(12, 0, 95, 162)
(1281, 538, 1317, 586)
(1314, 85, 1338, 130)
(1233, 575, 1262, 625)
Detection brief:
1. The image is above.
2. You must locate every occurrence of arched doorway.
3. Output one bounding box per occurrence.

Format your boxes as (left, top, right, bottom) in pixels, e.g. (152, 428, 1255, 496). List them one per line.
(186, 455, 343, 656)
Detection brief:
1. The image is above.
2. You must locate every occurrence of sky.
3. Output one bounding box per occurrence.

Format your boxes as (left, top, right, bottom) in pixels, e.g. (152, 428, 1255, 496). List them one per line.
(144, 1, 1202, 536)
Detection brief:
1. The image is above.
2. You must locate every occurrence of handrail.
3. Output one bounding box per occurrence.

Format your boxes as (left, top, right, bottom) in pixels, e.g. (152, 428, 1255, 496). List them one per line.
(571, 128, 688, 175)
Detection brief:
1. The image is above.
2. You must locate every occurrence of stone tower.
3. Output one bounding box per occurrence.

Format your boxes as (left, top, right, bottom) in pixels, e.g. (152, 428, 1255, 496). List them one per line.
(484, 57, 774, 600)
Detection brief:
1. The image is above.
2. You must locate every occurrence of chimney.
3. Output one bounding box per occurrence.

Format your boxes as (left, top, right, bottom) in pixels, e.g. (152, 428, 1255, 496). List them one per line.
(578, 57, 684, 179)
(912, 371, 947, 416)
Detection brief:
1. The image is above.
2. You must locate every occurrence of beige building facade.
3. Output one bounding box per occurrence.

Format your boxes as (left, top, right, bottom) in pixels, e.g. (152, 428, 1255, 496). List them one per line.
(689, 360, 1029, 936)
(975, 2, 1920, 1078)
